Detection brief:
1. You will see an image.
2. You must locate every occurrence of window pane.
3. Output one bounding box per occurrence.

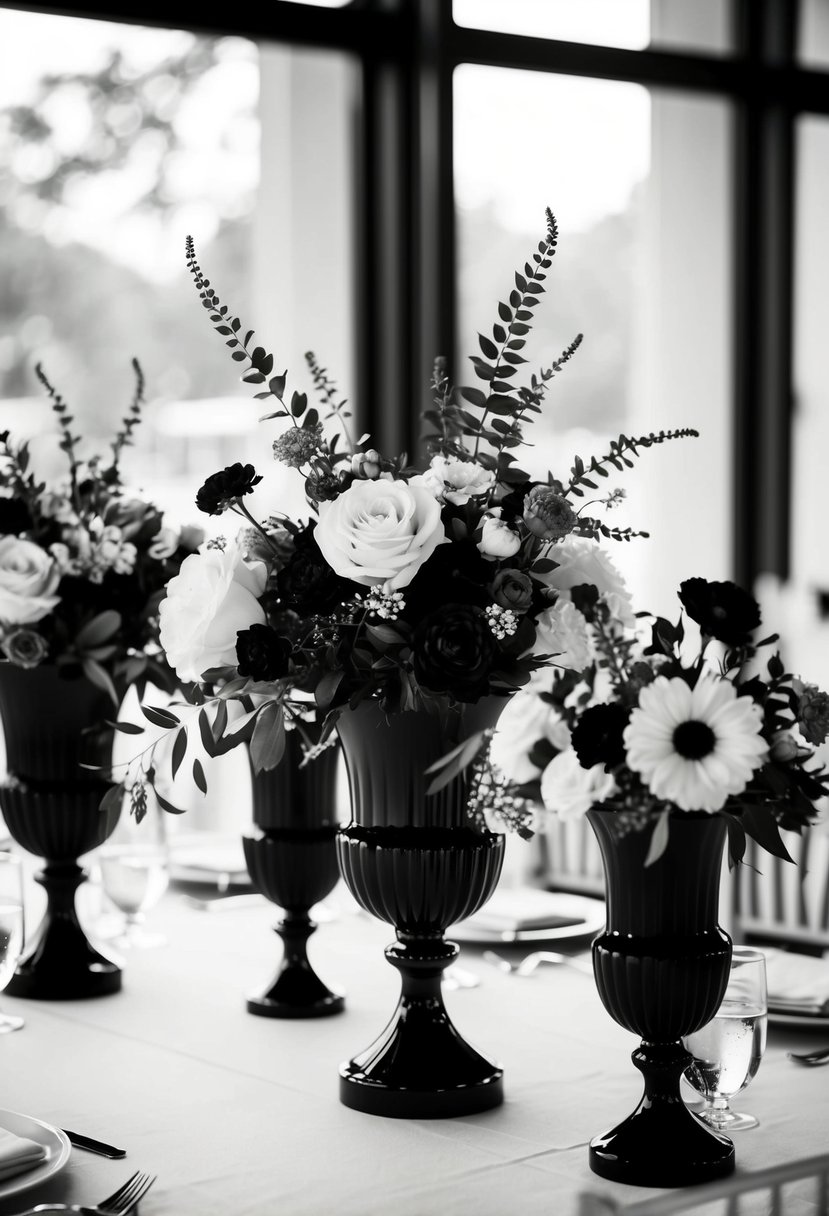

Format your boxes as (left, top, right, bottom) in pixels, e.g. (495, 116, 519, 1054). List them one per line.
(780, 115, 829, 691)
(0, 8, 357, 532)
(798, 0, 829, 68)
(455, 65, 734, 617)
(453, 0, 733, 56)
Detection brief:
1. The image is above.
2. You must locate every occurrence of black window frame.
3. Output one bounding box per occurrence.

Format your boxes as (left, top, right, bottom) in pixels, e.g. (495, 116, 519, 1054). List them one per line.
(4, 0, 829, 590)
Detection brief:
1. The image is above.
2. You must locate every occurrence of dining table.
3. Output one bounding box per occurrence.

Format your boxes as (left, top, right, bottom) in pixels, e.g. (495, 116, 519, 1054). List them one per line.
(0, 863, 827, 1216)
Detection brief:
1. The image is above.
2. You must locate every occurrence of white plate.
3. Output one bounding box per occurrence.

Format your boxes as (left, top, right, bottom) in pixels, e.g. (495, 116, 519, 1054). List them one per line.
(768, 1007, 829, 1030)
(0, 1109, 71, 1201)
(449, 891, 606, 945)
(168, 834, 250, 888)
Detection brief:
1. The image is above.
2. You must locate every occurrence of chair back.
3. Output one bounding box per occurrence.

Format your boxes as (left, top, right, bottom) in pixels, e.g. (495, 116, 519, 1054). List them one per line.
(733, 823, 829, 950)
(578, 1150, 829, 1214)
(538, 815, 604, 897)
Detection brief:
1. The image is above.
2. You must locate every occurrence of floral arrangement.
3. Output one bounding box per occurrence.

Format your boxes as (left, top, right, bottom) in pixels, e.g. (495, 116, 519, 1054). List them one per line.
(0, 361, 202, 704)
(116, 210, 698, 823)
(491, 574, 829, 863)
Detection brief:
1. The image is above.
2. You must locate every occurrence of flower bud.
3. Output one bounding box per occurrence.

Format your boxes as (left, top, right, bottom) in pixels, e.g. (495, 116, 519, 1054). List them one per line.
(477, 512, 521, 559)
(351, 449, 383, 479)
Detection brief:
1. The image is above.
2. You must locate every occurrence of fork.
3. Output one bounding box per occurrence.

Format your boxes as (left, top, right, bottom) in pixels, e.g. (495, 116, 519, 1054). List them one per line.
(482, 949, 594, 977)
(17, 1169, 156, 1215)
(786, 1046, 829, 1066)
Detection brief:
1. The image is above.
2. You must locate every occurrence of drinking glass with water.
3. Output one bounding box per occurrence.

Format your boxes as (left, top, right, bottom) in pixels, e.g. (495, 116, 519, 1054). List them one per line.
(96, 799, 170, 949)
(682, 946, 768, 1132)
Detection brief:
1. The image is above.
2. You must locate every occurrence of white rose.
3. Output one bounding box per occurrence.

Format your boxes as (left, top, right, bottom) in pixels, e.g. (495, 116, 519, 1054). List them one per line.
(477, 511, 521, 560)
(0, 537, 61, 625)
(489, 691, 571, 784)
(531, 599, 594, 676)
(158, 540, 267, 682)
(538, 537, 635, 626)
(315, 477, 448, 590)
(539, 748, 617, 821)
(410, 455, 495, 506)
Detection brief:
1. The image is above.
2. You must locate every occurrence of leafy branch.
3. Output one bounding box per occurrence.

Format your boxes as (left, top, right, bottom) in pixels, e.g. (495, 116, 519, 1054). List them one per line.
(34, 362, 82, 511)
(456, 207, 565, 465)
(565, 429, 700, 499)
(186, 236, 315, 433)
(421, 356, 467, 460)
(305, 350, 355, 454)
(110, 357, 145, 475)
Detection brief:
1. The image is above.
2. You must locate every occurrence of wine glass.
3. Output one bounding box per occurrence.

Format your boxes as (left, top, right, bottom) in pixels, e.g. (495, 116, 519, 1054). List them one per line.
(682, 945, 768, 1132)
(0, 851, 25, 1032)
(96, 801, 170, 949)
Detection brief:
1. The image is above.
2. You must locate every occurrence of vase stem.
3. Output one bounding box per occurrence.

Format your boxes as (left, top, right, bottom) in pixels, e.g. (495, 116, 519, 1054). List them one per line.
(246, 908, 344, 1019)
(339, 930, 503, 1119)
(5, 861, 122, 1001)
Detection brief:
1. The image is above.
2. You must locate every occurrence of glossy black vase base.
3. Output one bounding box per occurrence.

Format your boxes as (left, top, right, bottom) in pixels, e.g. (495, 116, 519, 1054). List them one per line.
(339, 938, 503, 1119)
(246, 944, 345, 1018)
(589, 1043, 734, 1188)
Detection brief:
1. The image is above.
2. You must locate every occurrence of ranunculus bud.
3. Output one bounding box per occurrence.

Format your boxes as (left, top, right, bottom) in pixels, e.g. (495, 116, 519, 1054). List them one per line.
(770, 731, 799, 763)
(351, 449, 383, 479)
(490, 568, 533, 613)
(522, 486, 578, 542)
(478, 512, 521, 559)
(1, 626, 49, 669)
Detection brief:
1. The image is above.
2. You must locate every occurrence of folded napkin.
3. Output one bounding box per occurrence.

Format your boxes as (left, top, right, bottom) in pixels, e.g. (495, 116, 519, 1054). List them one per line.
(764, 947, 829, 1013)
(451, 888, 594, 933)
(0, 1127, 48, 1182)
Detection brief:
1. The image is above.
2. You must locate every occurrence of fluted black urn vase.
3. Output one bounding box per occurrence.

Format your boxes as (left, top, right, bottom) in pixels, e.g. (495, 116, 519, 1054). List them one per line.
(586, 807, 735, 1188)
(242, 720, 344, 1018)
(335, 698, 506, 1119)
(0, 664, 123, 999)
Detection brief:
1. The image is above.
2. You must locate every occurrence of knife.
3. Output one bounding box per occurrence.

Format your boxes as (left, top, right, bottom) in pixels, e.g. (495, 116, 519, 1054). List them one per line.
(63, 1129, 127, 1158)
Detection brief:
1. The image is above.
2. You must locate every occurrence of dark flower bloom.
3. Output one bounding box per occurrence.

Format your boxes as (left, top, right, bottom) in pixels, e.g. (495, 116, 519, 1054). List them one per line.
(678, 578, 761, 646)
(276, 523, 353, 615)
(522, 485, 578, 541)
(797, 683, 829, 745)
(305, 470, 347, 504)
(412, 604, 497, 702)
(236, 624, 292, 681)
(196, 464, 263, 515)
(491, 569, 534, 614)
(1, 627, 49, 668)
(403, 538, 492, 623)
(571, 703, 631, 772)
(0, 497, 33, 535)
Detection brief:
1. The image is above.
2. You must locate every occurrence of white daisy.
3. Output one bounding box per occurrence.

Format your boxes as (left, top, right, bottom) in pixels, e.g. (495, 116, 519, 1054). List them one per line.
(623, 675, 768, 813)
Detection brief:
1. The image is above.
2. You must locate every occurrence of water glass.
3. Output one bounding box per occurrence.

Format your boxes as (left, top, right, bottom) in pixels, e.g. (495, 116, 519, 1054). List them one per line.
(682, 945, 768, 1131)
(96, 800, 170, 949)
(0, 851, 24, 1031)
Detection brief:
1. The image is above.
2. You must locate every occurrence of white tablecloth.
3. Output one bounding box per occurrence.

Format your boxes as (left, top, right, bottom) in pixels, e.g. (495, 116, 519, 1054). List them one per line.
(0, 880, 827, 1216)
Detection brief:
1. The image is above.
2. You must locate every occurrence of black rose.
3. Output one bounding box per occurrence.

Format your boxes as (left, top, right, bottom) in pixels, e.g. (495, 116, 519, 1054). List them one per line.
(196, 464, 263, 516)
(235, 625, 292, 681)
(412, 604, 497, 702)
(276, 523, 352, 615)
(0, 497, 33, 535)
(490, 569, 533, 614)
(678, 577, 761, 647)
(571, 703, 631, 772)
(403, 538, 492, 624)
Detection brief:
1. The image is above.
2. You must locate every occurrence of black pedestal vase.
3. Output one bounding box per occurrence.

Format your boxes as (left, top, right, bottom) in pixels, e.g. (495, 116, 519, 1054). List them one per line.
(0, 664, 123, 999)
(335, 698, 506, 1118)
(242, 723, 344, 1018)
(586, 808, 735, 1188)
